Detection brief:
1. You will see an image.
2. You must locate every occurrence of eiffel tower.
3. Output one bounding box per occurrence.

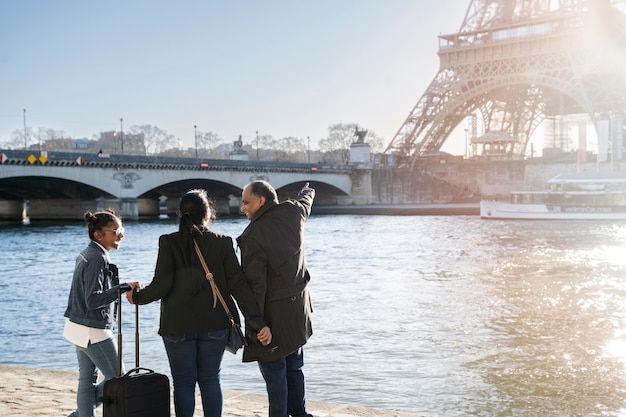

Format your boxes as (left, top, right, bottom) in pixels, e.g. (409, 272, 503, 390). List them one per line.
(384, 0, 626, 168)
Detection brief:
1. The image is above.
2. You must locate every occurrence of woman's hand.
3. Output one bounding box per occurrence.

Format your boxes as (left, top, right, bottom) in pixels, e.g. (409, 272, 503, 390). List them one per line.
(257, 326, 272, 346)
(125, 282, 143, 304)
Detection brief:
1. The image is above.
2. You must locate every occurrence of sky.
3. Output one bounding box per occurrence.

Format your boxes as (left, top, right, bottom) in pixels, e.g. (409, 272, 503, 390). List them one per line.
(0, 1, 469, 152)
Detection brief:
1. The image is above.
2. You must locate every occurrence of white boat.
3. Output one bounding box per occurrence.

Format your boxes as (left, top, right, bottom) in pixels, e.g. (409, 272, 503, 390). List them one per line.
(480, 172, 626, 220)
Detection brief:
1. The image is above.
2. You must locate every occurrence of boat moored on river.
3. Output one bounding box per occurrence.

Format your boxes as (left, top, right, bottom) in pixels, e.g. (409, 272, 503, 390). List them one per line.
(480, 172, 626, 220)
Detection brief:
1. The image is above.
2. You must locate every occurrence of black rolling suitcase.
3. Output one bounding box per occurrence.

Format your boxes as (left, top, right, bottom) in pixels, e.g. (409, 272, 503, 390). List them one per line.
(102, 287, 170, 417)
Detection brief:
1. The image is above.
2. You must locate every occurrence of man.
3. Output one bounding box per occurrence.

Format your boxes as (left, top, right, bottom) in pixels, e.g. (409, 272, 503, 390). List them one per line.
(237, 180, 315, 417)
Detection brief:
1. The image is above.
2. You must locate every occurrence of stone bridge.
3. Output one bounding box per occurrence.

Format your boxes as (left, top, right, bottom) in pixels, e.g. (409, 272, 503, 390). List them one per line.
(0, 150, 371, 220)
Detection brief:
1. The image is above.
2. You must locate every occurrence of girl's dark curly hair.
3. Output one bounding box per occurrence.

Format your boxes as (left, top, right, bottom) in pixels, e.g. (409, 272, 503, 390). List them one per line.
(84, 209, 121, 241)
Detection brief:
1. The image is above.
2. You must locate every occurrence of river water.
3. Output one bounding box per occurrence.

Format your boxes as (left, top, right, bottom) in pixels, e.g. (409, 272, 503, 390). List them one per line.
(2, 215, 626, 416)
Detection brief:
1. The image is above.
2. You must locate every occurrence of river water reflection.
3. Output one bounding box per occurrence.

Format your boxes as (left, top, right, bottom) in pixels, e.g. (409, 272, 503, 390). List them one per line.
(1, 215, 626, 416)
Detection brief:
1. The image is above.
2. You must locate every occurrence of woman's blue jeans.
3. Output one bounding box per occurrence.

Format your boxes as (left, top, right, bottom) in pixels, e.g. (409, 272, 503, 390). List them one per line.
(75, 337, 121, 417)
(162, 329, 228, 417)
(258, 347, 312, 417)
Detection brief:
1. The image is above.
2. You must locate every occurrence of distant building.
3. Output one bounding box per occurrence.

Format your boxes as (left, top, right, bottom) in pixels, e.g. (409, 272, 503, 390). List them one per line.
(75, 139, 90, 150)
(98, 131, 146, 155)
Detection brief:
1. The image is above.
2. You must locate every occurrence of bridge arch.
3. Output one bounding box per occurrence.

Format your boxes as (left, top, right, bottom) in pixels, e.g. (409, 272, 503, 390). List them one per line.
(0, 174, 115, 200)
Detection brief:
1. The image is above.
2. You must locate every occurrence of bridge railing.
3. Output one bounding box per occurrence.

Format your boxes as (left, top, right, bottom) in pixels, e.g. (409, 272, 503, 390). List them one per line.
(0, 149, 351, 173)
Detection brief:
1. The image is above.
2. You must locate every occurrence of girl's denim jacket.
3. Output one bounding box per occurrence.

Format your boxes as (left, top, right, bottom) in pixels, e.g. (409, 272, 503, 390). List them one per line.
(64, 241, 124, 330)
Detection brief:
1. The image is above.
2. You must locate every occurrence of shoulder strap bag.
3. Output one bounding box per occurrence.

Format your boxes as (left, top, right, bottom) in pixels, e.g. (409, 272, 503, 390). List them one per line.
(193, 239, 247, 354)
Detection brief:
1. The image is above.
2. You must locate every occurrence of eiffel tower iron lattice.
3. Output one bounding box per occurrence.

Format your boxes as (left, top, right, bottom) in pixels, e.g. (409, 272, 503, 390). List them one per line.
(384, 0, 626, 168)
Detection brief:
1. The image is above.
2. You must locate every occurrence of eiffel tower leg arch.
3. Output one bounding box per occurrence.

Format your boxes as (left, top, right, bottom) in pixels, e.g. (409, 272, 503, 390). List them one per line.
(382, 71, 547, 166)
(459, 74, 598, 157)
(386, 67, 615, 168)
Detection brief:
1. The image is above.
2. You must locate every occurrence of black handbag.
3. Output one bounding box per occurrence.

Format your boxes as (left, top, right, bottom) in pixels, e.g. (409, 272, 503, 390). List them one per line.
(193, 239, 248, 354)
(226, 320, 246, 354)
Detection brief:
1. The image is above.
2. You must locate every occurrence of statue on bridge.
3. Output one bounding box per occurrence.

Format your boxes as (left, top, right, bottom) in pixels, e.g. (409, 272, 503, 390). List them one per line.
(354, 127, 368, 144)
(233, 135, 243, 151)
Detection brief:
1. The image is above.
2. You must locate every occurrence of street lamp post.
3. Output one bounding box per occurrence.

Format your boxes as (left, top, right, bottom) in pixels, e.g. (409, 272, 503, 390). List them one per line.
(23, 108, 27, 150)
(194, 125, 198, 159)
(120, 118, 124, 155)
(256, 130, 259, 160)
(307, 136, 310, 163)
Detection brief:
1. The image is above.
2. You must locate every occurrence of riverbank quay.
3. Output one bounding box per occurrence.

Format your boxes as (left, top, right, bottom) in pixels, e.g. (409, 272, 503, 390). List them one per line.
(0, 364, 426, 417)
(312, 202, 479, 215)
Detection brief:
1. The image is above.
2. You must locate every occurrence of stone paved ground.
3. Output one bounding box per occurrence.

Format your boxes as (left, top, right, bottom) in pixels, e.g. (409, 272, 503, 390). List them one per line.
(0, 364, 424, 417)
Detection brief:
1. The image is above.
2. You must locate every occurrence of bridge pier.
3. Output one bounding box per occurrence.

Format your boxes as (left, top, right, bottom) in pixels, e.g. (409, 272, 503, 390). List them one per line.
(350, 170, 372, 204)
(228, 194, 241, 215)
(349, 142, 372, 205)
(115, 198, 139, 221)
(158, 196, 168, 219)
(22, 200, 30, 225)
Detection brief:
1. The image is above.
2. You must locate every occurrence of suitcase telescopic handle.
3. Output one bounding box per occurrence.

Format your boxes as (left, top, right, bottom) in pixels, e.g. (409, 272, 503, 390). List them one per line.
(135, 302, 139, 368)
(117, 289, 123, 377)
(117, 287, 141, 377)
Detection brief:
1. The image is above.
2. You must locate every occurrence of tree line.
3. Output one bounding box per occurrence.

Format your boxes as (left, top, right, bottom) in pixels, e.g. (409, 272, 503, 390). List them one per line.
(2, 123, 385, 164)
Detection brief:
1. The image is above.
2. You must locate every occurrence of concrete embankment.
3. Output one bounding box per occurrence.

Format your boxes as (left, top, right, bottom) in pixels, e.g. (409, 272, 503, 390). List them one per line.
(0, 364, 426, 417)
(312, 203, 479, 216)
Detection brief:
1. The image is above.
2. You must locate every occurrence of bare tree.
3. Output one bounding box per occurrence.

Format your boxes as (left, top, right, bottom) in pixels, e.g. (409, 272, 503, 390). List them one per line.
(274, 136, 307, 162)
(39, 128, 66, 142)
(5, 126, 65, 150)
(129, 125, 176, 155)
(197, 131, 223, 154)
(256, 134, 275, 160)
(319, 123, 384, 163)
(8, 127, 37, 150)
(38, 128, 69, 151)
(318, 123, 359, 164)
(366, 131, 385, 153)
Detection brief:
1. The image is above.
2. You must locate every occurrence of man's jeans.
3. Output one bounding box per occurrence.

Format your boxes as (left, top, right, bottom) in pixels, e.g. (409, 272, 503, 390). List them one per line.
(162, 329, 228, 417)
(75, 338, 121, 417)
(258, 347, 312, 417)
